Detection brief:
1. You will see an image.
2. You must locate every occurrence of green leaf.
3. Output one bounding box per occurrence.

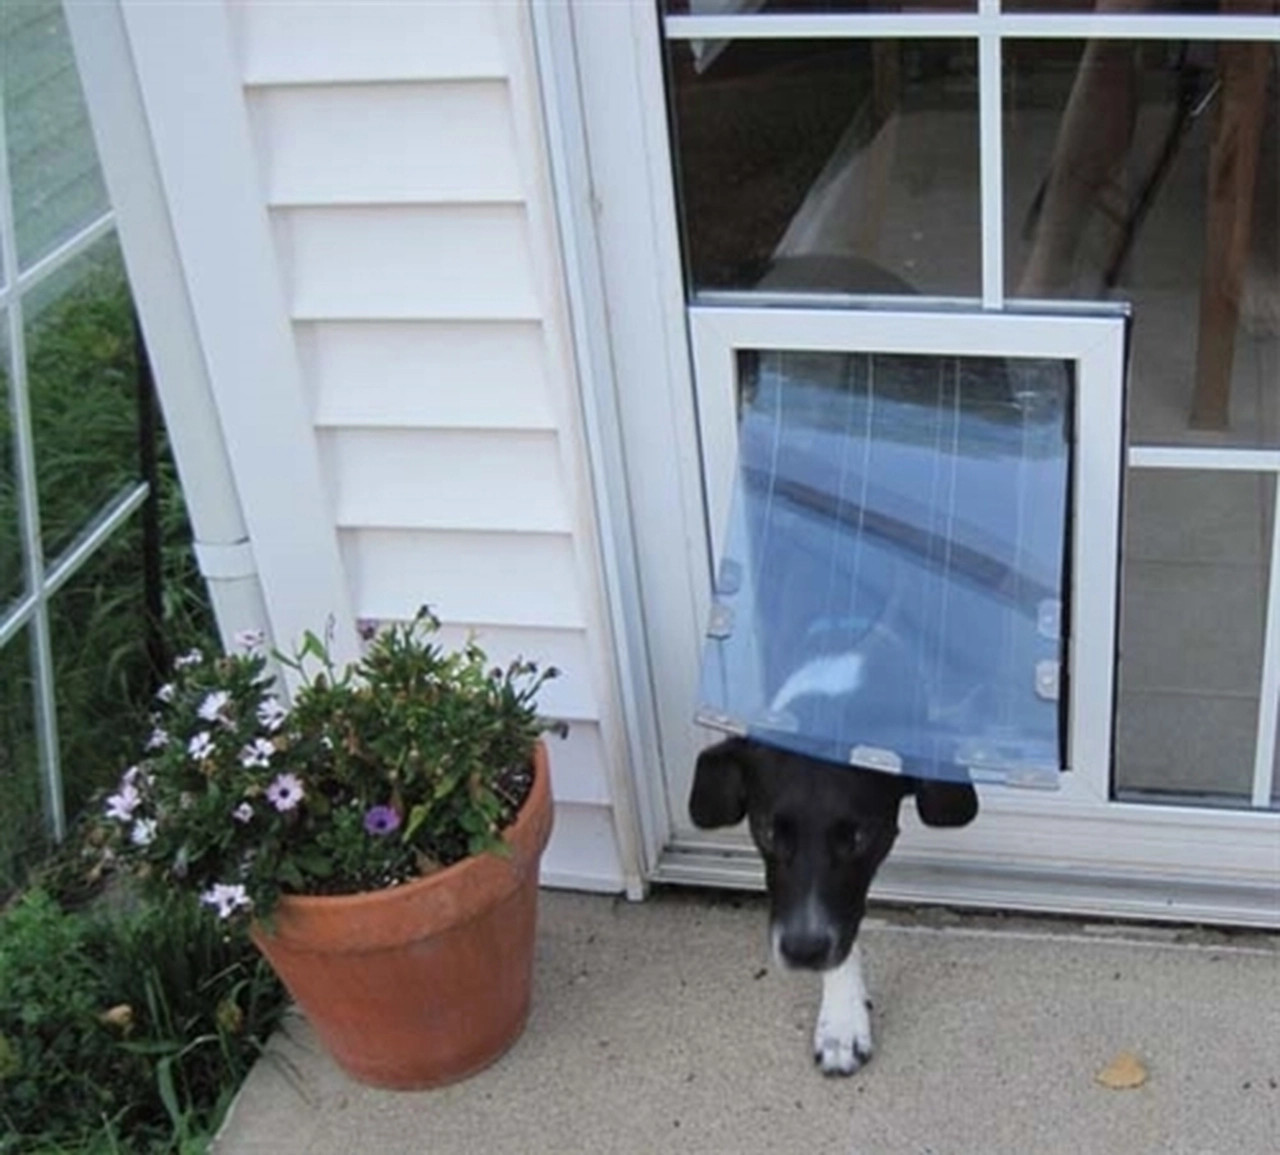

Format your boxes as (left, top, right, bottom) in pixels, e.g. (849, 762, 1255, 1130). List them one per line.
(402, 802, 430, 842)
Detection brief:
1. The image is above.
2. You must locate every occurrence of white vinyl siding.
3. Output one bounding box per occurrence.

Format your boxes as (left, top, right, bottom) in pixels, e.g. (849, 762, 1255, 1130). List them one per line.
(229, 0, 629, 890)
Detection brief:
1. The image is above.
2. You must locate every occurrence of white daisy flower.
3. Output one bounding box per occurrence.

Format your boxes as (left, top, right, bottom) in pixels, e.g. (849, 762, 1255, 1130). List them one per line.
(256, 697, 287, 733)
(232, 801, 254, 824)
(130, 818, 158, 847)
(156, 683, 175, 703)
(266, 772, 305, 812)
(174, 649, 203, 669)
(188, 731, 215, 761)
(104, 784, 141, 822)
(145, 728, 169, 751)
(200, 883, 251, 920)
(235, 628, 265, 651)
(197, 691, 231, 723)
(239, 738, 275, 769)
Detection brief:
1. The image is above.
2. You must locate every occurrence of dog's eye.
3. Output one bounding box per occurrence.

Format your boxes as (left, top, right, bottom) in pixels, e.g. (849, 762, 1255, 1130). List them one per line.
(830, 821, 865, 860)
(756, 814, 795, 860)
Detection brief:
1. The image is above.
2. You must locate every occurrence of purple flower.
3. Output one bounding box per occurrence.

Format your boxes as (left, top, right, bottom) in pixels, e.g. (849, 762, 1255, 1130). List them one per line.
(266, 772, 305, 812)
(363, 805, 401, 836)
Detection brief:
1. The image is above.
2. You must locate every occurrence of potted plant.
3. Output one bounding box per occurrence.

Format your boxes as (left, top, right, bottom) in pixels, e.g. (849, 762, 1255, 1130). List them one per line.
(99, 608, 559, 1089)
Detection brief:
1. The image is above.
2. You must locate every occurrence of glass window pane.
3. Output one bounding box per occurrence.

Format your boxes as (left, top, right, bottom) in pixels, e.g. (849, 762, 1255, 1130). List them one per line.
(0, 0, 110, 269)
(668, 38, 980, 296)
(698, 349, 1071, 785)
(1, 315, 23, 610)
(1005, 38, 1280, 447)
(1115, 468, 1270, 805)
(664, 1, 976, 13)
(0, 626, 44, 896)
(49, 516, 152, 823)
(25, 232, 139, 563)
(1003, 1, 1274, 14)
(1, 0, 110, 270)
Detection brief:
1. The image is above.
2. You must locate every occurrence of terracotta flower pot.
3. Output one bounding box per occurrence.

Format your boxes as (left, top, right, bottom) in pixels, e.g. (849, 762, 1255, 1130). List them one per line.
(250, 741, 554, 1089)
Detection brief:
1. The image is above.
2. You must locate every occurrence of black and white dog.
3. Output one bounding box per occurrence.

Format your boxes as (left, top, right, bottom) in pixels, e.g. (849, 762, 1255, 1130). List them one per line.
(690, 737, 978, 1075)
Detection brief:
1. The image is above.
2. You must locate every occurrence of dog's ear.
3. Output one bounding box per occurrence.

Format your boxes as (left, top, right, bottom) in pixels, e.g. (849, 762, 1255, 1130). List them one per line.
(689, 738, 751, 828)
(912, 780, 979, 828)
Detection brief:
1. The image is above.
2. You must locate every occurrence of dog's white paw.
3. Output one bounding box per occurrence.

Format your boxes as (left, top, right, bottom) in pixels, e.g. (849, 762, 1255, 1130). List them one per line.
(813, 944, 873, 1076)
(813, 1004, 872, 1076)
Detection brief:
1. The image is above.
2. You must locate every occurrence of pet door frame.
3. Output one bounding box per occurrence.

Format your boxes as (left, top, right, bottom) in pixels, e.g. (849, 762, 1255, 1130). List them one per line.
(690, 303, 1125, 804)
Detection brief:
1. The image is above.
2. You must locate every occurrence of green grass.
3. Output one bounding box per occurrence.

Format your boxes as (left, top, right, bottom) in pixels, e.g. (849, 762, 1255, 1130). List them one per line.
(1, 234, 217, 896)
(0, 886, 288, 1154)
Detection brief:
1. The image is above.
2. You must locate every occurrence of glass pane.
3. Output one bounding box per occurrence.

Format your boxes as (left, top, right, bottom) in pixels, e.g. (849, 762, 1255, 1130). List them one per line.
(1, 315, 23, 610)
(49, 515, 153, 824)
(664, 1, 975, 13)
(25, 232, 139, 563)
(0, 0, 110, 269)
(1003, 2, 1275, 14)
(1005, 39, 1280, 446)
(1115, 468, 1270, 805)
(668, 38, 980, 296)
(697, 349, 1072, 785)
(0, 626, 44, 897)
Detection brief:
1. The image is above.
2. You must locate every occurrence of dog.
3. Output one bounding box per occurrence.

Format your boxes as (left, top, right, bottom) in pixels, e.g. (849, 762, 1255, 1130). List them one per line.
(690, 736, 978, 1075)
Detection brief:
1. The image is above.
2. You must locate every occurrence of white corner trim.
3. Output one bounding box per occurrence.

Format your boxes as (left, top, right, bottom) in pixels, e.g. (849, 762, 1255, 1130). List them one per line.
(113, 0, 358, 671)
(509, 0, 658, 898)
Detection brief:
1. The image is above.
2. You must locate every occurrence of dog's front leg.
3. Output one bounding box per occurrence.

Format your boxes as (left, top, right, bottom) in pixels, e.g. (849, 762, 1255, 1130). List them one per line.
(813, 943, 873, 1076)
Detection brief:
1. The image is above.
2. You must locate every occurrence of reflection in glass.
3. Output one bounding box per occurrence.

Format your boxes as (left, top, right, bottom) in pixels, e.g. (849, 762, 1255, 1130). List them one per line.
(698, 350, 1072, 785)
(1006, 38, 1279, 445)
(0, 0, 110, 269)
(49, 515, 152, 823)
(1002, 1, 1274, 14)
(664, 1, 975, 13)
(0, 626, 43, 896)
(1115, 469, 1269, 805)
(1, 319, 22, 610)
(25, 233, 139, 563)
(668, 38, 980, 296)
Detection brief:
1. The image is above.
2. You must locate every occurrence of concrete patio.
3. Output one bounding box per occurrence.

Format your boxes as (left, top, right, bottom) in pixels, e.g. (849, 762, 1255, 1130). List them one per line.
(215, 888, 1279, 1155)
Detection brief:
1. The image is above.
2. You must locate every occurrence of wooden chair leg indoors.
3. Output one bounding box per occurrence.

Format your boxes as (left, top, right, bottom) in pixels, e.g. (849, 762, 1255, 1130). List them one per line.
(1190, 30, 1272, 429)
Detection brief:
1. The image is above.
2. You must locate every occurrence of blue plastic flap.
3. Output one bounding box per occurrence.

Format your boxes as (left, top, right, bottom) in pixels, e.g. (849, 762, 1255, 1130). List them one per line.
(695, 350, 1072, 788)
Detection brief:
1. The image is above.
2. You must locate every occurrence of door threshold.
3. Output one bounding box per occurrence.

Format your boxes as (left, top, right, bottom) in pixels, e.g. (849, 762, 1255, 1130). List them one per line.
(653, 843, 1280, 929)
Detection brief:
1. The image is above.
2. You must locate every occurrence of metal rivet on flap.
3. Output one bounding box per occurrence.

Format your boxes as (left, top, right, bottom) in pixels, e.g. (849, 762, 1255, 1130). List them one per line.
(707, 602, 734, 639)
(1035, 660, 1059, 701)
(717, 558, 743, 596)
(849, 745, 903, 774)
(694, 709, 747, 736)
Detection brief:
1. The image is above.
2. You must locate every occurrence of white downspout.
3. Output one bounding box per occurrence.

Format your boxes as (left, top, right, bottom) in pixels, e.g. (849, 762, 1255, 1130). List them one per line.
(64, 0, 272, 656)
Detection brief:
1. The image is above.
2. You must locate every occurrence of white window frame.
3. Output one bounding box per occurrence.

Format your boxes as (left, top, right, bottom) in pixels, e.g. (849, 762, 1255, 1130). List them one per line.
(690, 304, 1125, 801)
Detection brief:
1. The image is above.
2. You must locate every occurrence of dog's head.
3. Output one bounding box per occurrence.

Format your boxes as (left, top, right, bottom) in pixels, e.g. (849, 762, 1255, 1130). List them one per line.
(690, 737, 978, 972)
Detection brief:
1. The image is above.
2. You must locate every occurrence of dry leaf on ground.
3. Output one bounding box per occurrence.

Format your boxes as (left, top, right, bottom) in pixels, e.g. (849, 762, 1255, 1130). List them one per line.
(1096, 1050, 1148, 1090)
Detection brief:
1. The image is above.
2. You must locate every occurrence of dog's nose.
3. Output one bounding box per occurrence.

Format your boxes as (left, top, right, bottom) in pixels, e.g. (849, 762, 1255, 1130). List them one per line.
(779, 929, 835, 970)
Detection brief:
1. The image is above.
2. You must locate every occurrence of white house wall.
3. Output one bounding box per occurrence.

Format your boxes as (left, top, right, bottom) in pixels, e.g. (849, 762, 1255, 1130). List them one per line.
(209, 0, 632, 891)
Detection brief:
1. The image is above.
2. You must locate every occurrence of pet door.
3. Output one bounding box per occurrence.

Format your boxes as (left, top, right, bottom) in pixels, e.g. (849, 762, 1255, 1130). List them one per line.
(696, 347, 1073, 788)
